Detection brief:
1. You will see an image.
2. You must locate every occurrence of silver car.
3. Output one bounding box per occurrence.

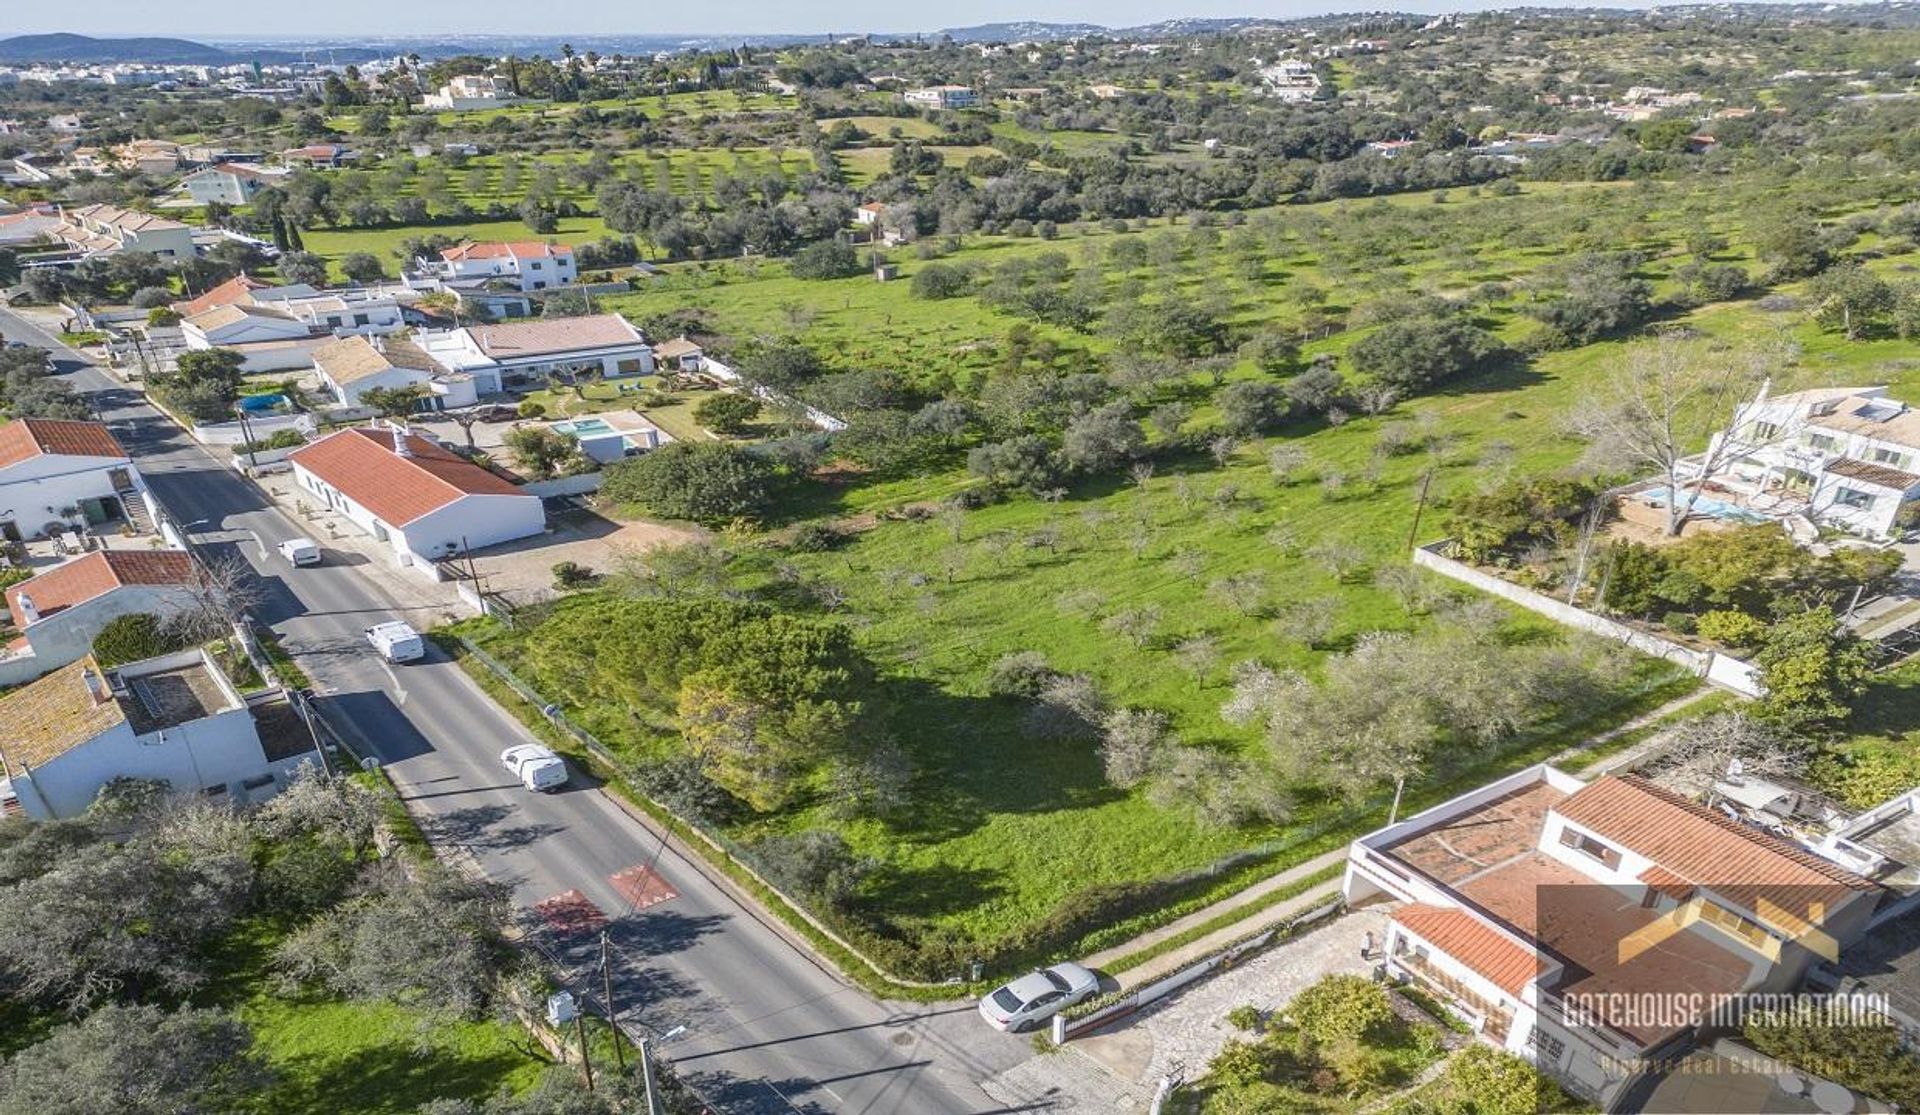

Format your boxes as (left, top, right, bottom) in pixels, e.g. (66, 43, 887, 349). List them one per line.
(977, 961, 1100, 1032)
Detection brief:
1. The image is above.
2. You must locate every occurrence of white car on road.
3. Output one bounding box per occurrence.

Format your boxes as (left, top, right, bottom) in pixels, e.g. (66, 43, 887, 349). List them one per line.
(501, 743, 569, 792)
(977, 961, 1100, 1032)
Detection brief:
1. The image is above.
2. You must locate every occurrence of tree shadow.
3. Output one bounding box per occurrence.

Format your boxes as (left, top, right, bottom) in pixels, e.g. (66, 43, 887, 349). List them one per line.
(414, 803, 564, 851)
(859, 861, 1008, 920)
(264, 1033, 536, 1115)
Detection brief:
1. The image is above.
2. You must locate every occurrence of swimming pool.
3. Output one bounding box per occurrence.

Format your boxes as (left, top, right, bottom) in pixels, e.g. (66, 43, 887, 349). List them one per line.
(1639, 486, 1773, 524)
(238, 393, 288, 413)
(552, 418, 614, 436)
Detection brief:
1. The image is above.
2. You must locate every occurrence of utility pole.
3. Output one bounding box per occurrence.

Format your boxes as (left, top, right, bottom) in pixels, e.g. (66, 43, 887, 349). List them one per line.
(1405, 466, 1435, 553)
(600, 932, 626, 1072)
(575, 1011, 594, 1093)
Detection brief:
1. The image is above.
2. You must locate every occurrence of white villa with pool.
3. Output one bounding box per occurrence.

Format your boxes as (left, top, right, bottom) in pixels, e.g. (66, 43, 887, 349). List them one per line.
(1668, 384, 1920, 540)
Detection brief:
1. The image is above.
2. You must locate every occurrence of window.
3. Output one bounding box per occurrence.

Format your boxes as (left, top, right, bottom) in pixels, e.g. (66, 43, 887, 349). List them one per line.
(1558, 825, 1622, 869)
(1748, 420, 1781, 441)
(353, 313, 369, 327)
(1696, 900, 1773, 952)
(1807, 433, 1839, 452)
(1871, 446, 1910, 469)
(530, 261, 543, 270)
(1834, 487, 1876, 511)
(1528, 1026, 1566, 1062)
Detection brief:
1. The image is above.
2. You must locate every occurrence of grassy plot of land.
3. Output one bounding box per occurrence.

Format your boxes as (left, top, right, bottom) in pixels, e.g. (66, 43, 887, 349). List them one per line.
(301, 214, 614, 266)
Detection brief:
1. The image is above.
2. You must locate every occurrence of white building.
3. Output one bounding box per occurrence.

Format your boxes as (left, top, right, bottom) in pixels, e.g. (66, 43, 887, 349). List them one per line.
(414, 314, 654, 393)
(48, 203, 197, 261)
(418, 241, 577, 292)
(420, 74, 529, 111)
(1692, 384, 1920, 539)
(0, 549, 200, 687)
(0, 418, 145, 541)
(179, 303, 328, 372)
(904, 85, 978, 110)
(1343, 766, 1896, 1107)
(0, 650, 314, 820)
(312, 334, 481, 411)
(289, 426, 545, 571)
(1258, 60, 1322, 103)
(179, 162, 289, 206)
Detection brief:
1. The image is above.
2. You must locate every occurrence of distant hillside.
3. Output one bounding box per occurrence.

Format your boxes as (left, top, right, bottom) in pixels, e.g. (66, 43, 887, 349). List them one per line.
(0, 32, 337, 65)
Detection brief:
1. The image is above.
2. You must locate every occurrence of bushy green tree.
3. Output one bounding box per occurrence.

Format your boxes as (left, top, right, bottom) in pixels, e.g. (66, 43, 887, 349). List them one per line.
(1349, 315, 1502, 395)
(1755, 608, 1872, 728)
(694, 392, 761, 434)
(600, 442, 779, 522)
(0, 1003, 270, 1115)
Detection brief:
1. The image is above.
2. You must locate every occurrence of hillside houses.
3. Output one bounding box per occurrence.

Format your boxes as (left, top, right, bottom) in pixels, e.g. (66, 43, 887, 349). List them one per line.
(414, 241, 578, 292)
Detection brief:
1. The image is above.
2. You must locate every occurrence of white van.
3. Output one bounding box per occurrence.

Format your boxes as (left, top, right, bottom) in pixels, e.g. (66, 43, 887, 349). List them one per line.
(501, 744, 569, 792)
(365, 620, 426, 663)
(278, 537, 322, 567)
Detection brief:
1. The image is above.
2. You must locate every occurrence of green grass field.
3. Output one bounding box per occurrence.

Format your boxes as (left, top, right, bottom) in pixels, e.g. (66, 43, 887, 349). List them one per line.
(301, 214, 613, 267)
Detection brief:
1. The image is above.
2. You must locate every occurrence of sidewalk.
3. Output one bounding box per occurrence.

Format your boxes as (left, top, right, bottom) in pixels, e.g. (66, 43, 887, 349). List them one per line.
(1083, 846, 1349, 987)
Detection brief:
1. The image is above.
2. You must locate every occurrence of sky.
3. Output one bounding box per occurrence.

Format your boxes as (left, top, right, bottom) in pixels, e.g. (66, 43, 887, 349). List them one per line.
(13, 0, 1622, 39)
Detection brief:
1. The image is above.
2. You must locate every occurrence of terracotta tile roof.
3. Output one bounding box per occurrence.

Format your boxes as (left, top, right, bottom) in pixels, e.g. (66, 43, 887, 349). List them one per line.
(312, 335, 438, 386)
(442, 240, 572, 261)
(174, 274, 269, 317)
(0, 656, 126, 778)
(6, 549, 197, 628)
(1392, 903, 1539, 995)
(1638, 864, 1695, 902)
(469, 314, 642, 359)
(1826, 456, 1920, 492)
(1557, 775, 1877, 930)
(289, 427, 527, 527)
(0, 418, 127, 469)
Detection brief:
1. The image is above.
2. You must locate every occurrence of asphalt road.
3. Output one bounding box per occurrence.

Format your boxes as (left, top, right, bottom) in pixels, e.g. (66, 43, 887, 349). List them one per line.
(0, 308, 1038, 1115)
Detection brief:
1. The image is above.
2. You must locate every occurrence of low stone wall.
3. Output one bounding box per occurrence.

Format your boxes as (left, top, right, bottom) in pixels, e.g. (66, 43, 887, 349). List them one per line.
(1412, 542, 1763, 698)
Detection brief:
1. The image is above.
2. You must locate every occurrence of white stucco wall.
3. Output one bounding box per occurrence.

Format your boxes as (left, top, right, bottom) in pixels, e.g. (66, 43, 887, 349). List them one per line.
(0, 454, 134, 537)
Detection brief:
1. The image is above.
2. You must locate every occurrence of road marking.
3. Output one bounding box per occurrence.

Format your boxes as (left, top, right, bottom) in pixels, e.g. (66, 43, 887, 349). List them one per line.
(376, 658, 408, 705)
(533, 889, 608, 936)
(610, 865, 678, 912)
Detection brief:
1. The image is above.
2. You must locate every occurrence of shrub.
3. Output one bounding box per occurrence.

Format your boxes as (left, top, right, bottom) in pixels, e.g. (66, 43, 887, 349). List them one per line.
(91, 612, 188, 666)
(1348, 314, 1503, 395)
(1207, 1039, 1273, 1088)
(788, 522, 845, 552)
(911, 262, 973, 300)
(146, 307, 182, 327)
(1662, 610, 1697, 635)
(551, 561, 597, 590)
(1697, 609, 1768, 649)
(1285, 974, 1396, 1046)
(1226, 1004, 1264, 1033)
(985, 650, 1055, 698)
(516, 400, 546, 419)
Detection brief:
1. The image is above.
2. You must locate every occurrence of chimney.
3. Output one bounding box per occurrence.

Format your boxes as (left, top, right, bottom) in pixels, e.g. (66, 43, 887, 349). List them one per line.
(14, 593, 37, 626)
(392, 425, 413, 457)
(79, 666, 111, 705)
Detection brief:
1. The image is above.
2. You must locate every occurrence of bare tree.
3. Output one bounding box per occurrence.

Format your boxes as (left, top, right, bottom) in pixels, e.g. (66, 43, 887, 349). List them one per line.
(167, 553, 265, 644)
(1099, 707, 1173, 789)
(1103, 605, 1165, 648)
(1208, 571, 1270, 616)
(1568, 333, 1792, 536)
(1639, 712, 1810, 798)
(1173, 634, 1222, 679)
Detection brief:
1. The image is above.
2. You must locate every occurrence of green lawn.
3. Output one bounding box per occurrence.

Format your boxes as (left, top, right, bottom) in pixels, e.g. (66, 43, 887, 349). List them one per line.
(301, 215, 613, 268)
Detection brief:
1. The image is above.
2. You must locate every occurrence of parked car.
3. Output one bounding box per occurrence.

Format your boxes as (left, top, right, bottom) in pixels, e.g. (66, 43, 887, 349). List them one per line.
(501, 743, 568, 791)
(277, 537, 321, 566)
(977, 962, 1100, 1032)
(365, 620, 425, 663)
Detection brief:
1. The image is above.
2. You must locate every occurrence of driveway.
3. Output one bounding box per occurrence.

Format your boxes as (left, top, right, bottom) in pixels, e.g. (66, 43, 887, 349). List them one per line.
(469, 506, 701, 608)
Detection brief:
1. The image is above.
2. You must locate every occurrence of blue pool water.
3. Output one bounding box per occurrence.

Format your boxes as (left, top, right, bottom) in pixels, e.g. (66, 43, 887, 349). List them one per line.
(554, 418, 613, 436)
(1639, 486, 1772, 524)
(239, 393, 288, 413)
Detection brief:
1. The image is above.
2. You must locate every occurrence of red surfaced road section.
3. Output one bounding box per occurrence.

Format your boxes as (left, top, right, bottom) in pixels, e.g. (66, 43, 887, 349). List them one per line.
(534, 888, 609, 935)
(610, 865, 678, 912)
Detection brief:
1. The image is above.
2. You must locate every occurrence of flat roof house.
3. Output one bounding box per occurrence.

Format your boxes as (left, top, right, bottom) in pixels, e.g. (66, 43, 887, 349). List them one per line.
(179, 302, 328, 372)
(904, 85, 978, 110)
(1344, 766, 1903, 1107)
(1688, 384, 1920, 540)
(414, 314, 654, 393)
(0, 418, 145, 541)
(419, 241, 577, 292)
(289, 426, 544, 572)
(0, 549, 200, 687)
(0, 650, 313, 820)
